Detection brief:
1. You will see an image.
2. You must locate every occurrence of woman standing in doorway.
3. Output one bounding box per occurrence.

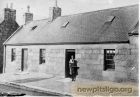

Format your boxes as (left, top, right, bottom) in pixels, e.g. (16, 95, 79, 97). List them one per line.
(69, 55, 79, 81)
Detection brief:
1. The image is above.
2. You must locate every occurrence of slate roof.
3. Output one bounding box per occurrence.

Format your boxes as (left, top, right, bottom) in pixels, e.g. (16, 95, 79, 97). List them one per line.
(128, 21, 139, 36)
(0, 17, 3, 24)
(0, 11, 4, 24)
(4, 5, 139, 45)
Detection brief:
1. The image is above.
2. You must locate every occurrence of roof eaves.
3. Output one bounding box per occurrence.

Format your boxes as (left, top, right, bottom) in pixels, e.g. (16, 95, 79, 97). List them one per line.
(4, 41, 129, 46)
(3, 25, 23, 45)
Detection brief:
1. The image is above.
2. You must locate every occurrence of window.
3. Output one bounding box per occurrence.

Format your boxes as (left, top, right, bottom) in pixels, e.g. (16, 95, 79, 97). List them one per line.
(106, 16, 115, 22)
(61, 21, 69, 28)
(31, 25, 37, 30)
(39, 49, 46, 64)
(104, 49, 115, 71)
(11, 48, 16, 61)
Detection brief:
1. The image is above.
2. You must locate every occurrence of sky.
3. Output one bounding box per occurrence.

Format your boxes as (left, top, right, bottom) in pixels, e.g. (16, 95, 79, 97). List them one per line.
(0, 0, 138, 25)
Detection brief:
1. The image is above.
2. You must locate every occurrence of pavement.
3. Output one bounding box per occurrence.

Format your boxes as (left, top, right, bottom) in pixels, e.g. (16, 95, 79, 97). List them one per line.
(0, 72, 139, 96)
(0, 72, 81, 96)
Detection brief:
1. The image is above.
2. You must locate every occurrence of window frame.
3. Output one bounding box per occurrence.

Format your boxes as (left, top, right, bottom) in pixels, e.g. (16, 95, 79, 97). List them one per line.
(31, 25, 37, 30)
(61, 21, 69, 28)
(104, 49, 115, 71)
(106, 16, 115, 22)
(39, 49, 46, 64)
(11, 48, 16, 62)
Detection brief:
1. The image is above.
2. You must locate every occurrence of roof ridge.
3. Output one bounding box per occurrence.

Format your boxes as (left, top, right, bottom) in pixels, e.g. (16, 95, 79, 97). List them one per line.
(22, 4, 138, 23)
(33, 18, 50, 22)
(23, 18, 50, 26)
(59, 4, 138, 18)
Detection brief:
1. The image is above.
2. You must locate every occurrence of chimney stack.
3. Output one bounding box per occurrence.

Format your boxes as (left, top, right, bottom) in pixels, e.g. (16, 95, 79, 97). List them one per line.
(4, 3, 16, 21)
(24, 5, 33, 23)
(49, 0, 61, 21)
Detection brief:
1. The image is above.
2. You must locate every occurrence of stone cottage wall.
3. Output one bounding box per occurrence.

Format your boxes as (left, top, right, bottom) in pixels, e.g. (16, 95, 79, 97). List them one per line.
(5, 46, 65, 76)
(4, 43, 138, 82)
(114, 36, 138, 82)
(76, 47, 103, 80)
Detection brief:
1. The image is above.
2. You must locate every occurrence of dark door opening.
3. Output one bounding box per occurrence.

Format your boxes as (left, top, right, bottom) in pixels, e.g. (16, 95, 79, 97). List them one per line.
(65, 49, 75, 78)
(21, 49, 28, 71)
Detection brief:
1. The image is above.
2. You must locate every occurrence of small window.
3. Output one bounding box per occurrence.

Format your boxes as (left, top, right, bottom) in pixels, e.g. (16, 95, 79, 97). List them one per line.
(11, 48, 16, 61)
(106, 16, 115, 22)
(31, 25, 37, 30)
(61, 21, 69, 28)
(104, 49, 115, 71)
(39, 49, 46, 64)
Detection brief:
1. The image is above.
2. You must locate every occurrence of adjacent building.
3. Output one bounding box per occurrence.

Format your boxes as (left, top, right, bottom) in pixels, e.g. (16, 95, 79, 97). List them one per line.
(3, 4, 138, 82)
(0, 4, 19, 73)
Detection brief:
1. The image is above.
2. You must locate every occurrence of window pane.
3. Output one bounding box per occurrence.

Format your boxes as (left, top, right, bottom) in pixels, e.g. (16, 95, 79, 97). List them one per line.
(106, 60, 114, 64)
(107, 64, 115, 69)
(107, 50, 110, 53)
(113, 50, 115, 53)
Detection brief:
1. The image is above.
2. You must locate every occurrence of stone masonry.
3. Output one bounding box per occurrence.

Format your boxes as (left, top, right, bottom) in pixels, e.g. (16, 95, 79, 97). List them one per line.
(0, 7, 19, 73)
(4, 42, 138, 82)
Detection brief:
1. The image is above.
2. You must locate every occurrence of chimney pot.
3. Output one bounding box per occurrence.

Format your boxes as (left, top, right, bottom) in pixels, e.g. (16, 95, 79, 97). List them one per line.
(6, 3, 8, 8)
(27, 5, 30, 12)
(10, 3, 13, 9)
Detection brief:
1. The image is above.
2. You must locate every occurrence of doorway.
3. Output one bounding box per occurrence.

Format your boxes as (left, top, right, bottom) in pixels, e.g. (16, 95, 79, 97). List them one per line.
(65, 49, 75, 78)
(21, 49, 28, 71)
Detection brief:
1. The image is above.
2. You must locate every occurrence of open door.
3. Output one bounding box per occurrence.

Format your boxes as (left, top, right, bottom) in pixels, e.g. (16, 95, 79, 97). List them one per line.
(21, 49, 28, 71)
(65, 49, 75, 78)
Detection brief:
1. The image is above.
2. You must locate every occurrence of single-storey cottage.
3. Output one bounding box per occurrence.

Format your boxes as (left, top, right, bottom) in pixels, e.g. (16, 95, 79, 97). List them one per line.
(3, 4, 138, 82)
